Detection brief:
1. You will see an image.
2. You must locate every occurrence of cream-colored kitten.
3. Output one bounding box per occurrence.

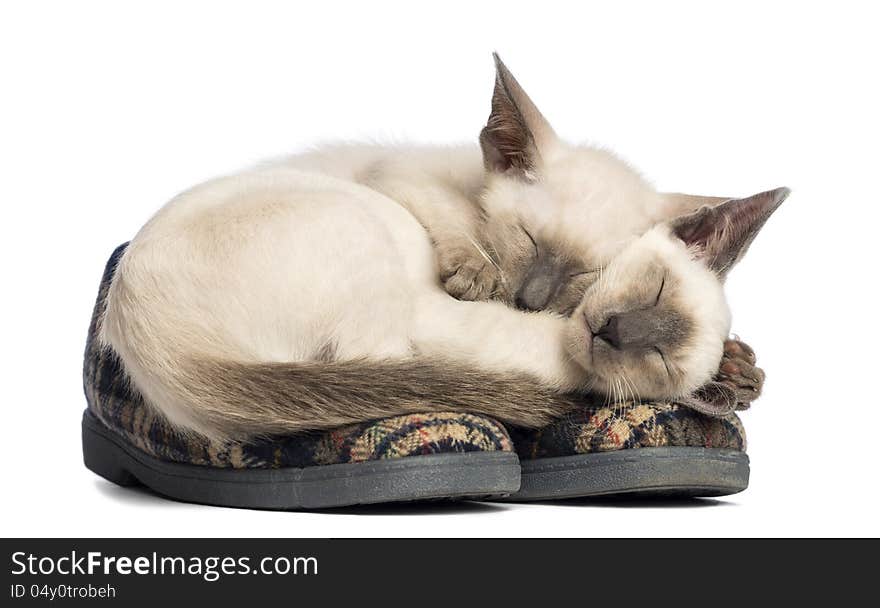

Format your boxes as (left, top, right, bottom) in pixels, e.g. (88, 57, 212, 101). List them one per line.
(101, 56, 787, 441)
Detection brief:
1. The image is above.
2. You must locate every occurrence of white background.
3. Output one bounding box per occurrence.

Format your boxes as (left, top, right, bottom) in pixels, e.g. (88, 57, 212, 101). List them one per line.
(2, 0, 877, 537)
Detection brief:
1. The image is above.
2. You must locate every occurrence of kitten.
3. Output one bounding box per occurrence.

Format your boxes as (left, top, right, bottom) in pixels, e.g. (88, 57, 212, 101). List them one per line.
(275, 55, 780, 410)
(100, 57, 787, 442)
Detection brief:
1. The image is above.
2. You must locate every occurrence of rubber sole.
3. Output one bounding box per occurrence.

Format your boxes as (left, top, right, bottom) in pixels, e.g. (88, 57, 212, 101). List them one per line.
(82, 411, 521, 510)
(505, 447, 749, 501)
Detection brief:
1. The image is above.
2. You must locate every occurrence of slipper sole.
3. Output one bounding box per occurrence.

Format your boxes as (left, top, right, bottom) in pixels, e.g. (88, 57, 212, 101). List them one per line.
(82, 410, 521, 510)
(505, 447, 748, 501)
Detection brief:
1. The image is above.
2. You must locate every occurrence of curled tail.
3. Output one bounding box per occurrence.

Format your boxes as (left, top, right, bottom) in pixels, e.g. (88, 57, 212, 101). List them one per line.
(170, 357, 580, 441)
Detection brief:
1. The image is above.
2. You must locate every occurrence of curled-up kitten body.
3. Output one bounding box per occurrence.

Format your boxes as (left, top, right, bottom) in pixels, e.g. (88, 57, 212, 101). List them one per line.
(101, 57, 787, 442)
(102, 168, 596, 442)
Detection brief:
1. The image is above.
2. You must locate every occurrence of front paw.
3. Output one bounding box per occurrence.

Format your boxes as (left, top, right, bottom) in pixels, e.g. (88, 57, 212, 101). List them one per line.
(715, 338, 765, 409)
(439, 248, 499, 301)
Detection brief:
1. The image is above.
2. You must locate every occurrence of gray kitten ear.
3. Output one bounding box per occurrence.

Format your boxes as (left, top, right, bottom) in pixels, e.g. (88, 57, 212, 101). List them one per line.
(669, 187, 790, 276)
(479, 53, 556, 179)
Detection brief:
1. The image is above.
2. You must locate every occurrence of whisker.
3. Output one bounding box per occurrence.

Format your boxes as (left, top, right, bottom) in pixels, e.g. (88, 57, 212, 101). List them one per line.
(614, 377, 624, 420)
(622, 373, 640, 406)
(465, 234, 497, 269)
(471, 233, 510, 295)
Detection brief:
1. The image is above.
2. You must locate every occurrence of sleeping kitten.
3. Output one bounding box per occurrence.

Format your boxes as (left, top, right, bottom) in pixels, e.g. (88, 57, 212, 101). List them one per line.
(100, 57, 786, 442)
(275, 55, 780, 410)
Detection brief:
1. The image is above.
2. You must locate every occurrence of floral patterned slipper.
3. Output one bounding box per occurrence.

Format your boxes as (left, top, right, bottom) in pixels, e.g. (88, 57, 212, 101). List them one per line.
(83, 245, 520, 509)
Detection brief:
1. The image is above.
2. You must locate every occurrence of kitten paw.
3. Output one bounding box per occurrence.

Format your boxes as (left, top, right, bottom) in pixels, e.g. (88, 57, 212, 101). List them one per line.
(715, 338, 765, 409)
(439, 249, 499, 301)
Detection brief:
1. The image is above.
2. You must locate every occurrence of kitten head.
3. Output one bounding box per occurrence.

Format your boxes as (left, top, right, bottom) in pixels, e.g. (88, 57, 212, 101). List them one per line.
(563, 188, 789, 400)
(476, 55, 788, 400)
(478, 54, 661, 314)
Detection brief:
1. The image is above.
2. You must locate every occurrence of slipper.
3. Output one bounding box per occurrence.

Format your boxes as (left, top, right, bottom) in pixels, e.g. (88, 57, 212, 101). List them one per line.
(505, 403, 748, 500)
(82, 244, 520, 509)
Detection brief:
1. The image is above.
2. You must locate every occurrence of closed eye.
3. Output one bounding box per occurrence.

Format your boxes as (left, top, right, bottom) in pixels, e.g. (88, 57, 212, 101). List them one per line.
(654, 347, 672, 377)
(654, 274, 666, 306)
(521, 226, 539, 256)
(569, 269, 598, 279)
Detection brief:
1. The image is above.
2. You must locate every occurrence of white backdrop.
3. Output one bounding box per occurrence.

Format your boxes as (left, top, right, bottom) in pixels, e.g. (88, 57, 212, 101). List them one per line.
(2, 0, 877, 537)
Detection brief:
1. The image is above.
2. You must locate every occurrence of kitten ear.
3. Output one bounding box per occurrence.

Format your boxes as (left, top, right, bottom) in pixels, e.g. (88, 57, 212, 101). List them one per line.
(479, 53, 556, 179)
(661, 192, 731, 218)
(669, 187, 790, 276)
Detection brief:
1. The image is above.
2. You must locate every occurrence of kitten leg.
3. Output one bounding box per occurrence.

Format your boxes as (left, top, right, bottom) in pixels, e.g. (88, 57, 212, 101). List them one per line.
(437, 237, 500, 301)
(678, 338, 765, 416)
(715, 338, 765, 409)
(413, 292, 590, 392)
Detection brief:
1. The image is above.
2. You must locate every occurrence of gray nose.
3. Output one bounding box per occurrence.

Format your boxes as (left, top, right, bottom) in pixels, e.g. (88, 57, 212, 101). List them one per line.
(514, 253, 566, 311)
(514, 274, 556, 311)
(595, 315, 621, 349)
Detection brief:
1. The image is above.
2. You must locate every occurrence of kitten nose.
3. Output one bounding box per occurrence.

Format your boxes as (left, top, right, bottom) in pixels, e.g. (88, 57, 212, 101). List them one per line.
(514, 254, 564, 312)
(514, 278, 554, 311)
(595, 315, 621, 349)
